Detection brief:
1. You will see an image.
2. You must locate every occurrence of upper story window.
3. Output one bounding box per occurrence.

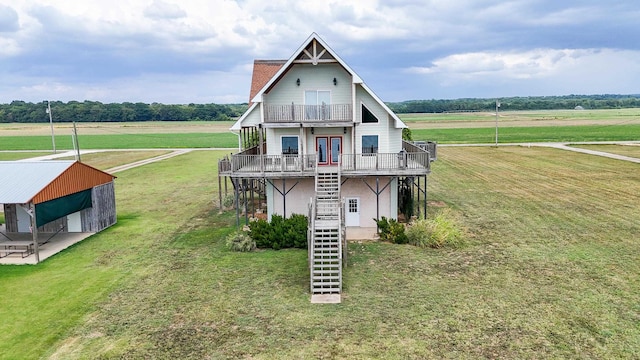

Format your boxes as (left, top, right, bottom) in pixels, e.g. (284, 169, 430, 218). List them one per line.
(305, 90, 331, 120)
(362, 135, 378, 154)
(362, 104, 379, 123)
(282, 136, 299, 155)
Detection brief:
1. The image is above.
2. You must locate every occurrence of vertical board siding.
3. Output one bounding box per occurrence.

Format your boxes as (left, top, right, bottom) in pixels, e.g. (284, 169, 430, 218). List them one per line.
(39, 217, 67, 233)
(3, 204, 18, 232)
(82, 182, 117, 233)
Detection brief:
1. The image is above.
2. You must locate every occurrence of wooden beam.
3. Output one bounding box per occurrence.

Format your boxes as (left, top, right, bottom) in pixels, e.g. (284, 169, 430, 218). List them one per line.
(30, 202, 39, 263)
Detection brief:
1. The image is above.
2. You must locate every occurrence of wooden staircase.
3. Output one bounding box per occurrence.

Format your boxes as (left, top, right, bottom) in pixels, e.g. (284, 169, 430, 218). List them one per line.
(309, 167, 344, 303)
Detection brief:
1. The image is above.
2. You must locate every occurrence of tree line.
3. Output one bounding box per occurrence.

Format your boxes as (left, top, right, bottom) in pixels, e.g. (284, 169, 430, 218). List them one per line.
(2, 94, 640, 123)
(0, 101, 247, 123)
(387, 94, 640, 113)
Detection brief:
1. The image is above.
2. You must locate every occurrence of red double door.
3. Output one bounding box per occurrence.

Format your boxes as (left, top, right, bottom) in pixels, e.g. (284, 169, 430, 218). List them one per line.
(316, 136, 342, 166)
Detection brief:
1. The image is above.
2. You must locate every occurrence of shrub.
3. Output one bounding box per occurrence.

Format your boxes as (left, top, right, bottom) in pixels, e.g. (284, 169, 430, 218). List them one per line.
(225, 231, 256, 252)
(222, 194, 235, 208)
(406, 209, 465, 249)
(248, 214, 308, 250)
(375, 216, 408, 244)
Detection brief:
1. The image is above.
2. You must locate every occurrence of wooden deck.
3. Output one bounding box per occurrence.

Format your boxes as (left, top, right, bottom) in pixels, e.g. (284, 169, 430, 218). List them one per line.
(219, 152, 431, 178)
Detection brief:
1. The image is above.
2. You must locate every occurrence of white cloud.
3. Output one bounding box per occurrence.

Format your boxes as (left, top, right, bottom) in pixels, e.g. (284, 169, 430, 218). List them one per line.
(0, 0, 639, 103)
(0, 4, 19, 32)
(144, 0, 186, 20)
(408, 49, 601, 79)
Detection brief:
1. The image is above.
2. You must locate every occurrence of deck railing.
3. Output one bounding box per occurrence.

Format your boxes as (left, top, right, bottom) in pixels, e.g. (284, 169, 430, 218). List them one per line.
(341, 152, 430, 172)
(404, 140, 437, 162)
(264, 104, 352, 123)
(221, 151, 430, 175)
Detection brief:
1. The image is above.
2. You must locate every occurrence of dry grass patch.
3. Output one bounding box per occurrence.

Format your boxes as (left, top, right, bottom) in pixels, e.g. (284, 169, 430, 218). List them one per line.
(56, 150, 172, 170)
(570, 144, 640, 159)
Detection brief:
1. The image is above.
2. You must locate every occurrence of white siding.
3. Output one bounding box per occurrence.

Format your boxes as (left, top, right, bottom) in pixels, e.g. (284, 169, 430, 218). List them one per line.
(355, 85, 403, 154)
(265, 63, 352, 106)
(266, 128, 303, 156)
(243, 107, 261, 127)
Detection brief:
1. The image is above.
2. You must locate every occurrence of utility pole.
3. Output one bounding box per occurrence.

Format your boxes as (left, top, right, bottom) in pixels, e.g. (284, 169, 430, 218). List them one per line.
(46, 101, 56, 154)
(495, 100, 501, 147)
(72, 120, 81, 162)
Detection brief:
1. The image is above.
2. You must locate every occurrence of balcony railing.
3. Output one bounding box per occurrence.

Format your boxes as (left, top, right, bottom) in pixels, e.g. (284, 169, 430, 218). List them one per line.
(264, 104, 352, 123)
(219, 151, 430, 176)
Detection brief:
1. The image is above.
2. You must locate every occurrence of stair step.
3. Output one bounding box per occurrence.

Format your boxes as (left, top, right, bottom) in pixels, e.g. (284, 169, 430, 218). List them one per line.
(312, 269, 340, 274)
(312, 282, 341, 287)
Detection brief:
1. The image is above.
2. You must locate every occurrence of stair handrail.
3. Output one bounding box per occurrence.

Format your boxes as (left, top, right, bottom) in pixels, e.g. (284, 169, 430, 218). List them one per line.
(308, 196, 316, 271)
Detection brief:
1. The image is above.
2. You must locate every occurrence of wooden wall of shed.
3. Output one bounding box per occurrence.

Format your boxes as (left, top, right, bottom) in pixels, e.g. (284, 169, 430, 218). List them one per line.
(3, 203, 69, 233)
(81, 182, 116, 232)
(40, 217, 67, 232)
(3, 204, 18, 232)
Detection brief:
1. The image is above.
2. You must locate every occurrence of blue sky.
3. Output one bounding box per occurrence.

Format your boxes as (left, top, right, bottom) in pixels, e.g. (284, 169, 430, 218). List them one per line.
(0, 0, 638, 104)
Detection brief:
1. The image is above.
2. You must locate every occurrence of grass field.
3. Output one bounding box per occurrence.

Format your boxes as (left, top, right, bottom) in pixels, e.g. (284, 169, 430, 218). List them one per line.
(1, 146, 639, 359)
(57, 150, 173, 170)
(0, 151, 52, 160)
(572, 144, 640, 158)
(0, 109, 638, 150)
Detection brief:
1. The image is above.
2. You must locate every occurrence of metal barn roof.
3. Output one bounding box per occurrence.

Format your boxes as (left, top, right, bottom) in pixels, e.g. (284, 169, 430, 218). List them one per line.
(0, 161, 115, 204)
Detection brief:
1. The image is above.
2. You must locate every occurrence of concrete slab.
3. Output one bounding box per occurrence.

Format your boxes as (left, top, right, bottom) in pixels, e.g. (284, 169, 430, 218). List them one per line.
(311, 294, 341, 304)
(346, 226, 377, 240)
(0, 224, 94, 265)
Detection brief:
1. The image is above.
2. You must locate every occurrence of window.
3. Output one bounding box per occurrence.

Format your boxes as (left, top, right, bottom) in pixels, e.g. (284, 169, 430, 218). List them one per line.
(305, 90, 331, 120)
(348, 198, 358, 213)
(362, 104, 379, 123)
(281, 136, 299, 155)
(362, 135, 378, 154)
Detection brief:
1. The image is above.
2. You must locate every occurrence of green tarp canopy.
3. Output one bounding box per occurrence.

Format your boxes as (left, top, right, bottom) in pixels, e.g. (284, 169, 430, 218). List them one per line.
(35, 189, 92, 227)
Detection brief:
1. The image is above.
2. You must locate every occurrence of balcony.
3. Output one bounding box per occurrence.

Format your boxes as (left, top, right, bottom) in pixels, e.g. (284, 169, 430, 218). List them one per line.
(264, 104, 352, 123)
(218, 151, 431, 178)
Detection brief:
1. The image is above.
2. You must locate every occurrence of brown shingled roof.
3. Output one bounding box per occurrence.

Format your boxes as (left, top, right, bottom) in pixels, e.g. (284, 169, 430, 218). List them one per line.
(249, 60, 286, 103)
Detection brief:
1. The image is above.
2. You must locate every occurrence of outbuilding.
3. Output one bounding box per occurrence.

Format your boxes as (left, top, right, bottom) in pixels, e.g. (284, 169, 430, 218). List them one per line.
(0, 160, 116, 264)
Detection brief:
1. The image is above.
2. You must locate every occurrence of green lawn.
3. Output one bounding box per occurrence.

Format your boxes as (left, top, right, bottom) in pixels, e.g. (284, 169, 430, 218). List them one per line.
(0, 152, 52, 160)
(0, 133, 238, 150)
(411, 124, 640, 144)
(2, 147, 639, 359)
(1, 116, 639, 150)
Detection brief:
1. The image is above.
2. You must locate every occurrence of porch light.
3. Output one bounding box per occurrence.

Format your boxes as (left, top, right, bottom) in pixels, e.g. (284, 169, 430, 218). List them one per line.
(311, 127, 314, 134)
(333, 77, 337, 86)
(343, 127, 347, 134)
(296, 78, 300, 86)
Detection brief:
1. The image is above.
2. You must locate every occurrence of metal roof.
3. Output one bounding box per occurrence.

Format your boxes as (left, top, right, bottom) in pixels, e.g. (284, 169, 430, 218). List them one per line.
(0, 161, 76, 204)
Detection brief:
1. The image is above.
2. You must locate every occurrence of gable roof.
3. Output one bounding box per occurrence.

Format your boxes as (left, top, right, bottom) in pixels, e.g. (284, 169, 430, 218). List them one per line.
(0, 161, 116, 204)
(232, 32, 406, 131)
(249, 60, 286, 104)
(249, 32, 362, 105)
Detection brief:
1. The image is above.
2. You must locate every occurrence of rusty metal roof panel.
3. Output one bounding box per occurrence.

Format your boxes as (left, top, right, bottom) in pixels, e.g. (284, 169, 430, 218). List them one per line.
(0, 161, 115, 204)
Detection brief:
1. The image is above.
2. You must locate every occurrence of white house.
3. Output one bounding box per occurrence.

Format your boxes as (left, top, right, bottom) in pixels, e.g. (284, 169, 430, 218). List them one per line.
(218, 33, 433, 302)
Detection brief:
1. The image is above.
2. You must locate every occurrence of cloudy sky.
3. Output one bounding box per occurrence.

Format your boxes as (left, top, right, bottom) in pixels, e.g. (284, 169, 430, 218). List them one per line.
(1, 0, 638, 104)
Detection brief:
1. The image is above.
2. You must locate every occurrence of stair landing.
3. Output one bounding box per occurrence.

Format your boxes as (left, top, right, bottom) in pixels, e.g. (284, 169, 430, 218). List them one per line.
(311, 294, 341, 304)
